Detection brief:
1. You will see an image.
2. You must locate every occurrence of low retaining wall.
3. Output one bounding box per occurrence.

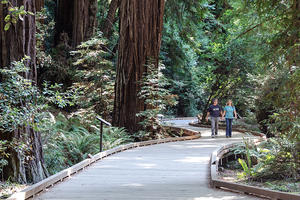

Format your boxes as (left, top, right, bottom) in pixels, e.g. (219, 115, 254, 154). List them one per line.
(8, 128, 200, 200)
(210, 141, 300, 200)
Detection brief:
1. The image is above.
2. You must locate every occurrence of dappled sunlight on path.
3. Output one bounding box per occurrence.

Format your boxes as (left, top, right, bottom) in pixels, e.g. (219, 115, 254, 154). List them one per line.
(35, 119, 262, 200)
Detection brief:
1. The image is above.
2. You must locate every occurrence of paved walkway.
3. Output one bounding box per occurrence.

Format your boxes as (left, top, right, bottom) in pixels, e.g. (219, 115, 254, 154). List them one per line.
(35, 119, 262, 200)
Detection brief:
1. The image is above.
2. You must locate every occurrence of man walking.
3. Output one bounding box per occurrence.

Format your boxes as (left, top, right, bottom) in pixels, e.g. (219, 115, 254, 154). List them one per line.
(206, 98, 223, 138)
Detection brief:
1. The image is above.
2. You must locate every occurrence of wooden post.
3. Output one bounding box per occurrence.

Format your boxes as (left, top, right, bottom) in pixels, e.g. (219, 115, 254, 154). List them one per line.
(100, 122, 103, 152)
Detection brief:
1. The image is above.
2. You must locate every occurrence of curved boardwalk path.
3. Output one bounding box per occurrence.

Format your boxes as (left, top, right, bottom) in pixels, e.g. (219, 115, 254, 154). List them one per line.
(35, 119, 262, 200)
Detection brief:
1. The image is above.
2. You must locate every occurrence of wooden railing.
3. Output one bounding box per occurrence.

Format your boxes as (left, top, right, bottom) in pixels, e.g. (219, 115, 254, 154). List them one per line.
(8, 127, 200, 200)
(96, 116, 111, 152)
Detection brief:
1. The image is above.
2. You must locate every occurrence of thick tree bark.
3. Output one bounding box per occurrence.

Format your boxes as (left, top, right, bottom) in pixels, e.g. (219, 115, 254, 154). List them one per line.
(0, 0, 47, 183)
(102, 0, 119, 38)
(35, 0, 44, 12)
(0, 0, 37, 82)
(113, 0, 165, 133)
(55, 0, 97, 48)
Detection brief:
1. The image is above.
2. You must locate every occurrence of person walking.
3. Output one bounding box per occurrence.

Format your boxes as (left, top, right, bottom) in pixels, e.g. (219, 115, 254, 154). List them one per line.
(206, 98, 223, 138)
(222, 100, 237, 138)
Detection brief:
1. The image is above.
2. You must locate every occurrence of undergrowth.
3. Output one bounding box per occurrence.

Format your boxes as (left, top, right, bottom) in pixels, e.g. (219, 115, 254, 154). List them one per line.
(42, 113, 132, 175)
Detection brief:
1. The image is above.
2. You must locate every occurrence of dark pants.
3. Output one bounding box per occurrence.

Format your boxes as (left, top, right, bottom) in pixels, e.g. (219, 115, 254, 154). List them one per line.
(226, 118, 233, 137)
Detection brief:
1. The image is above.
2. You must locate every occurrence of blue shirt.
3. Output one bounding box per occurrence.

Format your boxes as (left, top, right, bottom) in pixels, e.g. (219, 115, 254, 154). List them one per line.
(224, 106, 235, 119)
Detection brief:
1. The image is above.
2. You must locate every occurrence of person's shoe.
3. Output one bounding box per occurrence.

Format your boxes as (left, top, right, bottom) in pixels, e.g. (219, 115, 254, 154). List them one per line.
(226, 136, 228, 138)
(211, 135, 215, 138)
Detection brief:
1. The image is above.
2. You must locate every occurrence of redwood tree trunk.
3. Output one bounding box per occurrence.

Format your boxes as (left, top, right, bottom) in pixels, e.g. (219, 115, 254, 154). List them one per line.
(0, 0, 47, 183)
(55, 0, 97, 48)
(0, 0, 37, 82)
(102, 0, 119, 38)
(35, 0, 44, 12)
(113, 0, 165, 133)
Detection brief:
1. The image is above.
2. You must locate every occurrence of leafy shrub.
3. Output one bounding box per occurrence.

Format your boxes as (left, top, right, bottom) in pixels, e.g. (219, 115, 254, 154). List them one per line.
(233, 137, 299, 181)
(102, 126, 132, 149)
(0, 58, 73, 132)
(70, 32, 115, 120)
(0, 58, 47, 132)
(0, 58, 75, 182)
(255, 138, 299, 180)
(136, 62, 177, 140)
(256, 67, 300, 139)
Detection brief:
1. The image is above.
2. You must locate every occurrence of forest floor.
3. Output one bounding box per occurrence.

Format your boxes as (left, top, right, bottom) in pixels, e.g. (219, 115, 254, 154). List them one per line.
(0, 181, 28, 199)
(219, 169, 300, 194)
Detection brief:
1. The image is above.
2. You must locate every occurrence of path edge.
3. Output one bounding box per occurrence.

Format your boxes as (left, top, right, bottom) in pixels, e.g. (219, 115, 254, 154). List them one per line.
(210, 140, 300, 200)
(8, 128, 201, 200)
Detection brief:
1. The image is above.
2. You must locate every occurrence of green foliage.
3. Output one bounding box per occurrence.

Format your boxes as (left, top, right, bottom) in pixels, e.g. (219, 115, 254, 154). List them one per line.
(265, 180, 300, 193)
(201, 38, 257, 117)
(233, 137, 299, 181)
(1, 0, 34, 31)
(70, 33, 115, 120)
(0, 58, 74, 177)
(226, 0, 299, 139)
(36, 1, 74, 87)
(238, 158, 252, 178)
(256, 67, 300, 139)
(102, 126, 132, 150)
(0, 58, 47, 132)
(266, 69, 300, 141)
(136, 62, 177, 140)
(161, 0, 212, 116)
(35, 8, 55, 69)
(42, 82, 75, 108)
(255, 138, 299, 180)
(0, 140, 9, 178)
(42, 113, 132, 175)
(234, 138, 258, 178)
(161, 0, 258, 117)
(238, 0, 300, 66)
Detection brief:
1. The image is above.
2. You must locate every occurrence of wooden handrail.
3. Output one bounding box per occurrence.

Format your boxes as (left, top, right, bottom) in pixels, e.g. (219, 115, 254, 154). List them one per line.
(96, 116, 111, 126)
(96, 116, 112, 152)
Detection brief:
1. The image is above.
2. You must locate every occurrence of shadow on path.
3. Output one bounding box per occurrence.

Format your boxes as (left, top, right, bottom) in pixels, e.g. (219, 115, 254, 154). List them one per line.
(35, 119, 263, 200)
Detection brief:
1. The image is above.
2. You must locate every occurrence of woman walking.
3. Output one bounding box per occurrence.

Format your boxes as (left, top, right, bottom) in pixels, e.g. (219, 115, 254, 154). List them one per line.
(222, 100, 237, 138)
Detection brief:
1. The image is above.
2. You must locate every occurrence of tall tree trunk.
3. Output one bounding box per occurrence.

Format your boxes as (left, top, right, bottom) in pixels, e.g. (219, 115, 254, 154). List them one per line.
(35, 0, 44, 12)
(102, 0, 119, 38)
(201, 94, 213, 123)
(113, 0, 165, 133)
(0, 1, 37, 82)
(55, 0, 97, 48)
(0, 0, 47, 183)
